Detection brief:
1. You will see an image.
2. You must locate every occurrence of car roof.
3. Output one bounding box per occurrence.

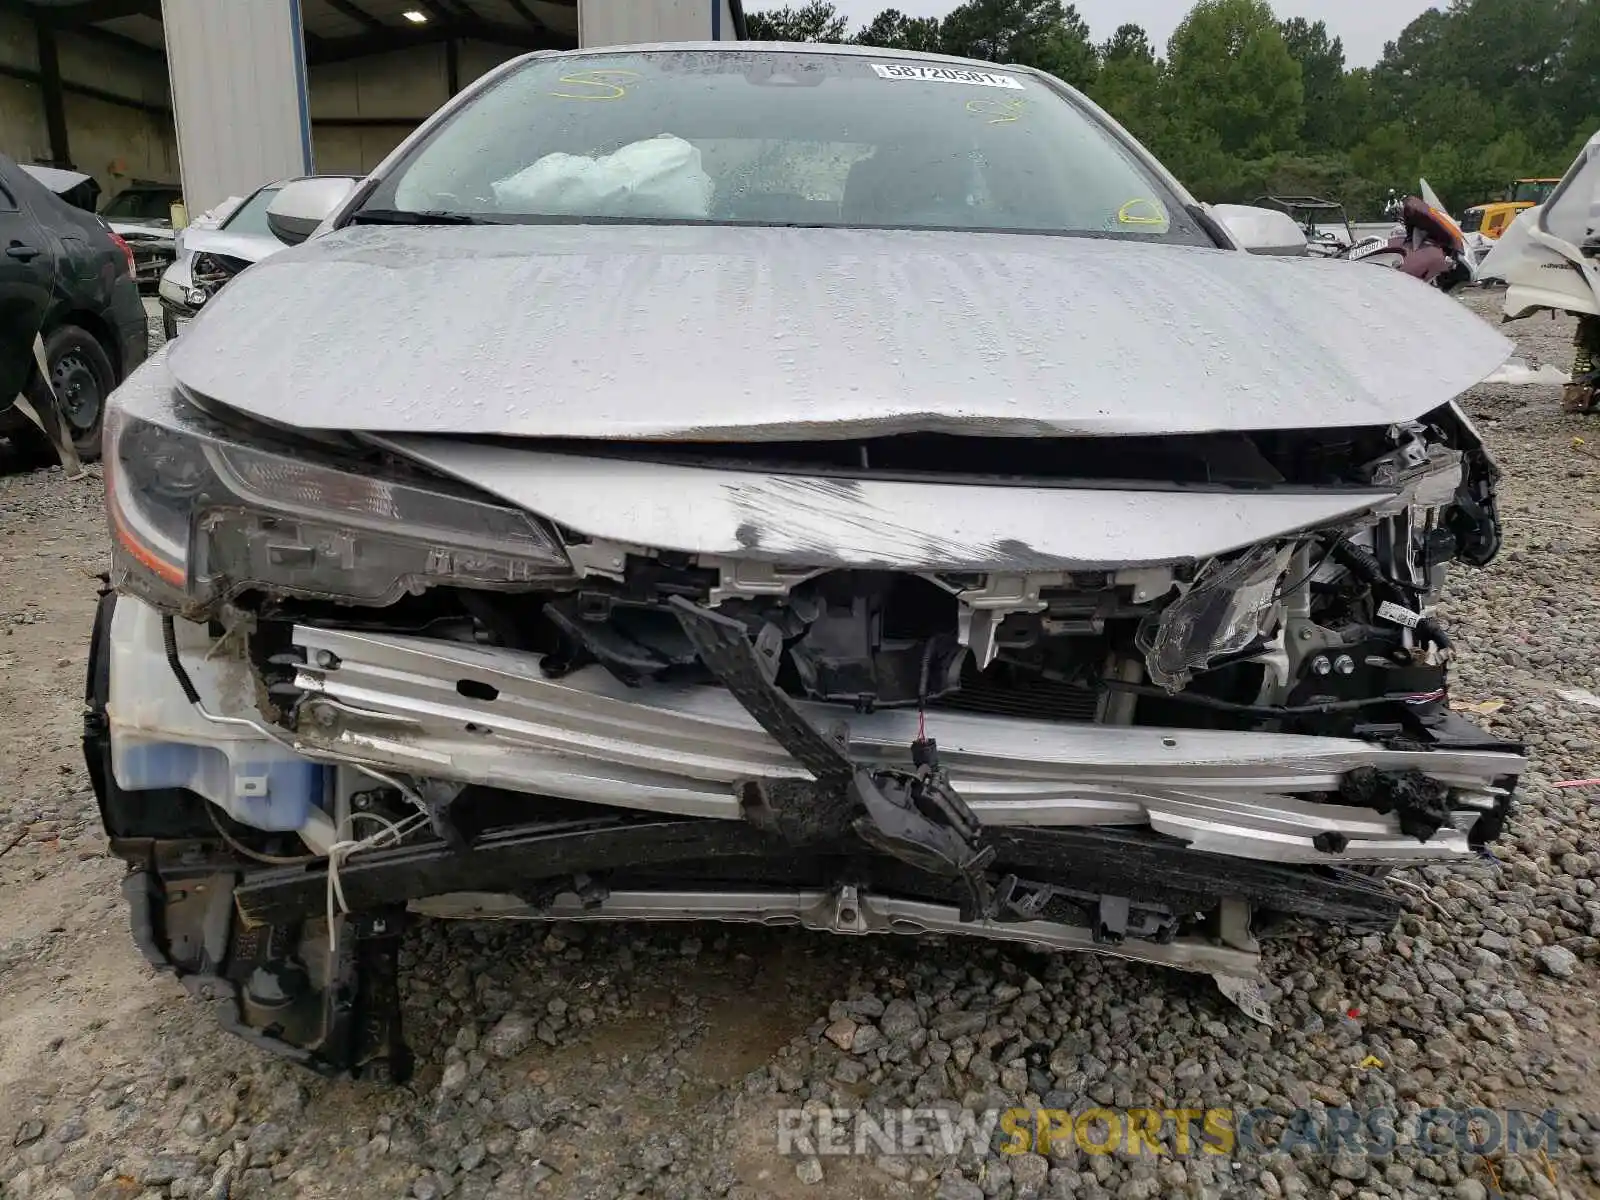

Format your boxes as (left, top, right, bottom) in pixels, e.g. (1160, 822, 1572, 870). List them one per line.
(529, 39, 1030, 75)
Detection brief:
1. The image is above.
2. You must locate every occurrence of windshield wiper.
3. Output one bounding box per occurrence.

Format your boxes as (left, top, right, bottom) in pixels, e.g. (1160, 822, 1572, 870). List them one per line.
(348, 208, 500, 226)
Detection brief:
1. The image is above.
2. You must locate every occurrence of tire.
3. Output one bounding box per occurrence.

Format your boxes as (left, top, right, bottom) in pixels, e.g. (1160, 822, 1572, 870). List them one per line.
(1437, 267, 1470, 295)
(162, 308, 179, 342)
(44, 325, 116, 461)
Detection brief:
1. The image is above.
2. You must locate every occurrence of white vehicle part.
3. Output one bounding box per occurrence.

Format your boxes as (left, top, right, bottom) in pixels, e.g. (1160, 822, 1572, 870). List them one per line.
(1207, 204, 1307, 256)
(489, 134, 714, 219)
(1481, 130, 1600, 319)
(1540, 129, 1600, 251)
(106, 598, 326, 832)
(272, 623, 1523, 866)
(1480, 208, 1599, 318)
(378, 438, 1397, 572)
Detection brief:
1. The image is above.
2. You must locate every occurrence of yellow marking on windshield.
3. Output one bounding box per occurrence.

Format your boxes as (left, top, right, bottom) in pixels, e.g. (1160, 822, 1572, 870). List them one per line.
(549, 70, 641, 101)
(1117, 198, 1167, 226)
(965, 97, 1027, 124)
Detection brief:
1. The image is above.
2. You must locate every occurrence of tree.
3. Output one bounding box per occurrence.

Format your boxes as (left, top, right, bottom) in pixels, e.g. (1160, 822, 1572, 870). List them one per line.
(1552, 0, 1600, 139)
(1279, 18, 1346, 148)
(740, 0, 1598, 218)
(937, 0, 1099, 88)
(1101, 22, 1154, 64)
(1088, 24, 1165, 145)
(853, 8, 943, 52)
(1370, 7, 1450, 120)
(745, 1, 849, 42)
(1164, 0, 1304, 157)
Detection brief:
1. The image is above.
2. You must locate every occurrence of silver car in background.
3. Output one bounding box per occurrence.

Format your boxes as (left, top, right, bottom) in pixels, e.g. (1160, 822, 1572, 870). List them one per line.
(157, 176, 358, 339)
(88, 42, 1525, 1081)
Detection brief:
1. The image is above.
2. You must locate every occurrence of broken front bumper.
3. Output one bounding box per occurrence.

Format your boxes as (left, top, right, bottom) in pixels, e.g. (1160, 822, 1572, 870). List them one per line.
(94, 595, 1527, 1076)
(103, 599, 1527, 870)
(281, 623, 1523, 867)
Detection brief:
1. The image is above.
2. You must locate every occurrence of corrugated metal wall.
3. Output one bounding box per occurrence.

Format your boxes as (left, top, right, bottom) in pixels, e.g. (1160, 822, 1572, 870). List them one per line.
(161, 0, 312, 215)
(0, 9, 178, 198)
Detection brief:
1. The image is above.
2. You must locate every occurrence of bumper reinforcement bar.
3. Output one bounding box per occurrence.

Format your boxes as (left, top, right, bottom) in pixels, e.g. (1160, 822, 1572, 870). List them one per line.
(408, 885, 1262, 978)
(228, 817, 1402, 932)
(284, 625, 1527, 866)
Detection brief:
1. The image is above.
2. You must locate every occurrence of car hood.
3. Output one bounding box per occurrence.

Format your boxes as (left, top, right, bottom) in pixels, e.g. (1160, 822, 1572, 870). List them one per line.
(21, 164, 93, 194)
(178, 227, 285, 265)
(111, 220, 174, 241)
(168, 223, 1510, 440)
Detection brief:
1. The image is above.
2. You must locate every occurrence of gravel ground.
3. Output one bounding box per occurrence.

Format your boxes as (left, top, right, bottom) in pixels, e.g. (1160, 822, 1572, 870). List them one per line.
(2, 291, 1599, 1200)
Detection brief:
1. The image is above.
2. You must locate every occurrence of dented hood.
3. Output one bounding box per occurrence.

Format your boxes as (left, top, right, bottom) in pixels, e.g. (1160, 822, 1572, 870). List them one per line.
(168, 223, 1510, 440)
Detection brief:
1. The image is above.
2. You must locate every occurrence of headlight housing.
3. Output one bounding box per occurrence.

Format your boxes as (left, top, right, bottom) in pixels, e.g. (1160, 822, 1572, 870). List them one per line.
(189, 251, 246, 298)
(1137, 542, 1292, 692)
(105, 373, 572, 610)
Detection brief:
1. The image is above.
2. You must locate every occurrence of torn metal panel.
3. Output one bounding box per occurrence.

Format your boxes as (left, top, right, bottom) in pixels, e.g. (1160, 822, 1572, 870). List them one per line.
(168, 224, 1512, 441)
(376, 439, 1395, 571)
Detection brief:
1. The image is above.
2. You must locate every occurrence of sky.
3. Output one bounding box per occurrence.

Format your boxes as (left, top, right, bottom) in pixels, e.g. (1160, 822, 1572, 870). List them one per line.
(827, 0, 1441, 68)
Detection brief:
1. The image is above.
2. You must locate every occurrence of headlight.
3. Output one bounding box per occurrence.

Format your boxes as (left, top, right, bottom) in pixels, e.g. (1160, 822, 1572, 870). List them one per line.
(1137, 542, 1292, 691)
(105, 382, 572, 609)
(189, 252, 247, 301)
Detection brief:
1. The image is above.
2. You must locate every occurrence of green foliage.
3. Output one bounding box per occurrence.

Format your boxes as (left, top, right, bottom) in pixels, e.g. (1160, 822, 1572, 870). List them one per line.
(1279, 18, 1345, 147)
(745, 2, 849, 42)
(744, 0, 1600, 217)
(1165, 0, 1304, 157)
(1087, 24, 1164, 144)
(934, 0, 1099, 88)
(851, 8, 942, 52)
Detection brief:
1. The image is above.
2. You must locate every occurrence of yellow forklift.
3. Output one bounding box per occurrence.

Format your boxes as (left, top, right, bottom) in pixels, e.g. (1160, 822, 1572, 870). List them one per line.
(1460, 178, 1563, 240)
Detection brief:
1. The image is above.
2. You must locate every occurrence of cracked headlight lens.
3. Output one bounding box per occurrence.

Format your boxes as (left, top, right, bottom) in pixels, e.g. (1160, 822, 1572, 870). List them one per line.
(1137, 542, 1293, 692)
(105, 383, 571, 608)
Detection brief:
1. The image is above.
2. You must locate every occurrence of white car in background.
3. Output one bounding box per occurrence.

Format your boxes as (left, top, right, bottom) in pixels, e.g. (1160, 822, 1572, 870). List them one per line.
(99, 181, 183, 291)
(157, 176, 358, 339)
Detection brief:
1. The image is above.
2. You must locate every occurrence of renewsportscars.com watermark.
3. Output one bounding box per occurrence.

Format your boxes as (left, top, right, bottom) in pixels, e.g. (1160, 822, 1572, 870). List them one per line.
(775, 1105, 1564, 1159)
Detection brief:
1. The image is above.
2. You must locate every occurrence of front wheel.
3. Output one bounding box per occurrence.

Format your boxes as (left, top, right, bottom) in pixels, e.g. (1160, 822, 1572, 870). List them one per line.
(45, 325, 116, 461)
(1435, 260, 1472, 294)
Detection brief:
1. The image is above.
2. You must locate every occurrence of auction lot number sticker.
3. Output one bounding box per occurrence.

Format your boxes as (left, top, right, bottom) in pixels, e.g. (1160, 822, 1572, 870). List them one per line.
(871, 63, 1024, 89)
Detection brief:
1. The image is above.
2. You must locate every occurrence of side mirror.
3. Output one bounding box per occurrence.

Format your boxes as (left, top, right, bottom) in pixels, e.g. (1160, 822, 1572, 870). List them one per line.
(1209, 204, 1309, 256)
(266, 177, 357, 245)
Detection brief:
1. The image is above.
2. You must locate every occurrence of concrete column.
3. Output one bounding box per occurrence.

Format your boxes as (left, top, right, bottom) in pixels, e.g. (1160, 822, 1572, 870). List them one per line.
(161, 0, 312, 216)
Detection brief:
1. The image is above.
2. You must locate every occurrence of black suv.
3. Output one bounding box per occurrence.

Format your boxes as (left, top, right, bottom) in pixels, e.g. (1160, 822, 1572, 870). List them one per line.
(1, 155, 149, 460)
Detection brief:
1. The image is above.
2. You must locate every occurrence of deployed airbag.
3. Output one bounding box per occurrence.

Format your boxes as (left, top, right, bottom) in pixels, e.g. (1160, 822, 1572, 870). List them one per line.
(491, 134, 714, 219)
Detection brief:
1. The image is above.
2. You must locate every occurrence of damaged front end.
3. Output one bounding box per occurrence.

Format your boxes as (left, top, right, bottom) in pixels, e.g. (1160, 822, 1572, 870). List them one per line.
(88, 361, 1526, 1078)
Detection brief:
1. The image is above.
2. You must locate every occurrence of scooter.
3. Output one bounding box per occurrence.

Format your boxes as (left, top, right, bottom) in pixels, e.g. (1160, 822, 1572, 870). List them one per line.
(1346, 182, 1475, 292)
(1478, 130, 1600, 412)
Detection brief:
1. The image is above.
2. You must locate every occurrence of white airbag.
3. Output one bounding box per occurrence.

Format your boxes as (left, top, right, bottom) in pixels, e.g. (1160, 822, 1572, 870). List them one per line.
(492, 134, 714, 219)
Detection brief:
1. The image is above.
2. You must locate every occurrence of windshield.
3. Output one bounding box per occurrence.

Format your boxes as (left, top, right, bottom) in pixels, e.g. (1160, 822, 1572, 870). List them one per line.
(102, 187, 179, 221)
(222, 185, 284, 237)
(362, 49, 1207, 243)
(1511, 181, 1557, 205)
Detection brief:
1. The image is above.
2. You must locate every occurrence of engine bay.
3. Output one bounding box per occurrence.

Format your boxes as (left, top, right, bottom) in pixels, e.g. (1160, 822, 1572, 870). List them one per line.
(220, 405, 1504, 755)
